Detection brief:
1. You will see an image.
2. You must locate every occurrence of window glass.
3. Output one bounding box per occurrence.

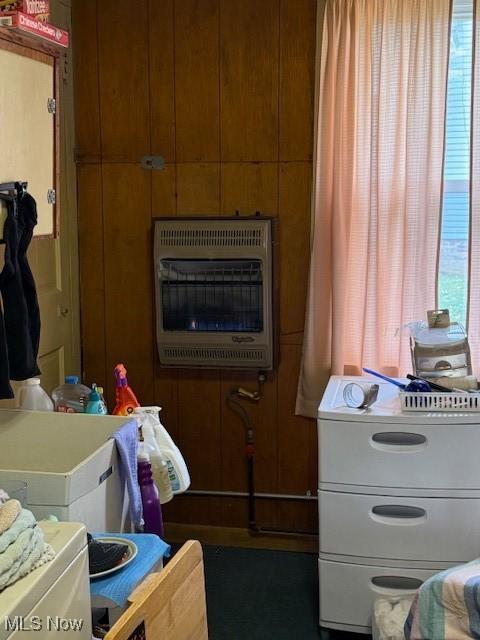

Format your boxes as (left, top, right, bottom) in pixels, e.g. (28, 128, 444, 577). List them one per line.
(438, 0, 473, 325)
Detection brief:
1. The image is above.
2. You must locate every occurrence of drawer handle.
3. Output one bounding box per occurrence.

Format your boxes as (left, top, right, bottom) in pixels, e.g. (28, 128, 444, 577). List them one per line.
(370, 505, 426, 525)
(370, 576, 423, 593)
(371, 432, 427, 449)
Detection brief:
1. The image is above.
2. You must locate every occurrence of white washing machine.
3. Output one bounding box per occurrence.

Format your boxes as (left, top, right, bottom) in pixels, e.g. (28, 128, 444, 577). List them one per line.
(318, 375, 480, 633)
(0, 522, 91, 639)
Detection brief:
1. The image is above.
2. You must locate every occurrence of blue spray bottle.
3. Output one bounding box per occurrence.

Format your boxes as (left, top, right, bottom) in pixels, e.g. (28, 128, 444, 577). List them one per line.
(85, 383, 108, 415)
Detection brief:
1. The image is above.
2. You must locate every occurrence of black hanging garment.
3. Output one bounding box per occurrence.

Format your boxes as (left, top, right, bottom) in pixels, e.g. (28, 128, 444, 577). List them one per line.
(0, 297, 13, 398)
(17, 193, 41, 363)
(0, 196, 16, 399)
(0, 190, 40, 399)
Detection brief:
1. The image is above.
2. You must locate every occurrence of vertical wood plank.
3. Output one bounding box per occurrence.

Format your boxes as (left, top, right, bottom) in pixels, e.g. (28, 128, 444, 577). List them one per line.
(220, 0, 279, 161)
(277, 344, 316, 497)
(164, 495, 224, 526)
(72, 0, 101, 161)
(177, 371, 222, 490)
(221, 163, 278, 215)
(279, 0, 316, 161)
(276, 502, 317, 533)
(149, 0, 176, 162)
(153, 364, 179, 437)
(152, 164, 176, 217)
(279, 162, 312, 336)
(176, 163, 221, 214)
(175, 0, 220, 161)
(77, 164, 106, 387)
(221, 498, 278, 529)
(97, 0, 150, 161)
(103, 164, 154, 404)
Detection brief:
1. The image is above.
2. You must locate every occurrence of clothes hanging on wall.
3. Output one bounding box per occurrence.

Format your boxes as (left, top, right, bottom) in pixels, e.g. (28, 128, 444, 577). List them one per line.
(0, 191, 41, 400)
(0, 196, 16, 400)
(0, 297, 13, 399)
(17, 193, 41, 364)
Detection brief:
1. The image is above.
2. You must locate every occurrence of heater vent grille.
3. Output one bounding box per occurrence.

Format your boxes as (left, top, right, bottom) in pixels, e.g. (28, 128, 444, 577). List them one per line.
(158, 227, 262, 247)
(162, 347, 265, 361)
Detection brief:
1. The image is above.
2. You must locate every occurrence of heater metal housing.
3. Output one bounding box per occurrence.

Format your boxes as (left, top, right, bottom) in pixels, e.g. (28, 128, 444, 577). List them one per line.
(153, 216, 277, 370)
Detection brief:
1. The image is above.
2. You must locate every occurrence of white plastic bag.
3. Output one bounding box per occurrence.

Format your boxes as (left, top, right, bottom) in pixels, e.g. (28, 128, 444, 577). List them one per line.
(372, 596, 414, 640)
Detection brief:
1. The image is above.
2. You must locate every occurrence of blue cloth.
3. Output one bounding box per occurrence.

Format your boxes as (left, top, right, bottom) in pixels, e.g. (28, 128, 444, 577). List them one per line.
(89, 533, 171, 608)
(112, 419, 142, 528)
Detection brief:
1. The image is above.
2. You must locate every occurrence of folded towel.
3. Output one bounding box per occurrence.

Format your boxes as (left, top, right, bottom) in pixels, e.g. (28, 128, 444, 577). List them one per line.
(0, 525, 44, 589)
(30, 542, 55, 571)
(0, 508, 36, 554)
(0, 533, 52, 591)
(112, 419, 142, 528)
(0, 499, 21, 534)
(0, 506, 56, 592)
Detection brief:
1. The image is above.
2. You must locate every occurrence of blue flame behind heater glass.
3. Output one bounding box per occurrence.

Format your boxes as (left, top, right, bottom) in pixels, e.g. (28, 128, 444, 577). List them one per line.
(159, 259, 263, 332)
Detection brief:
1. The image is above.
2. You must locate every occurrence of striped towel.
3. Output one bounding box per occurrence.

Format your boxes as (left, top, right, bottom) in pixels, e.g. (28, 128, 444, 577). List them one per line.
(405, 559, 480, 640)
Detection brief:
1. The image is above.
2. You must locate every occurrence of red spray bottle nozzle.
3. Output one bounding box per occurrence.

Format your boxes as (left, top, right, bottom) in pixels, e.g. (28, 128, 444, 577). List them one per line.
(114, 363, 128, 388)
(112, 362, 140, 416)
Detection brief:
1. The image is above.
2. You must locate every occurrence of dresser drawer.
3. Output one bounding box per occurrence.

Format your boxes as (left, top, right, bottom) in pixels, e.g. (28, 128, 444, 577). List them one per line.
(320, 490, 480, 563)
(319, 558, 435, 632)
(319, 419, 480, 490)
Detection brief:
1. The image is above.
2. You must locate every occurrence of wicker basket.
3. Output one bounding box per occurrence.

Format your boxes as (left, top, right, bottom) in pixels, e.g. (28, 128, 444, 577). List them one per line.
(400, 391, 480, 412)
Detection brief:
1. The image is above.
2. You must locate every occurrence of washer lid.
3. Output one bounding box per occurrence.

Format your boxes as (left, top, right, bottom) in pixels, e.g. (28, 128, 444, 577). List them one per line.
(319, 375, 480, 424)
(0, 521, 87, 640)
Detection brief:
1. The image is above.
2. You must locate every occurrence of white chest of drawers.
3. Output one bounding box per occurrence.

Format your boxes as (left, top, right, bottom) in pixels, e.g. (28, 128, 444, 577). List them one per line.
(318, 376, 480, 634)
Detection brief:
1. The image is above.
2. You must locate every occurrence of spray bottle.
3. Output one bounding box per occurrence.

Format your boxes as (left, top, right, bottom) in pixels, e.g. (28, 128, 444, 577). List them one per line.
(112, 364, 140, 416)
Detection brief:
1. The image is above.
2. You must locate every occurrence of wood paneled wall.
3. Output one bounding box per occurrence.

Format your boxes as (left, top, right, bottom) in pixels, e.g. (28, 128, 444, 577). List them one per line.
(72, 0, 318, 533)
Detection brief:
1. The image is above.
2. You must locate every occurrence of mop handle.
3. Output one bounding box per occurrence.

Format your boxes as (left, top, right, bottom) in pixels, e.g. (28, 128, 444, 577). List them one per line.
(362, 368, 406, 389)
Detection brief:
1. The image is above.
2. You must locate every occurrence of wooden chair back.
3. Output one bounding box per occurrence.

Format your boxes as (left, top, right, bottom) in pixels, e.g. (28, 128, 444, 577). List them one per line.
(104, 540, 208, 640)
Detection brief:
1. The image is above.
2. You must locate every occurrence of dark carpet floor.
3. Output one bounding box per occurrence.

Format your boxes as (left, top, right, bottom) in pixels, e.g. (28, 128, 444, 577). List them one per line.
(202, 545, 372, 640)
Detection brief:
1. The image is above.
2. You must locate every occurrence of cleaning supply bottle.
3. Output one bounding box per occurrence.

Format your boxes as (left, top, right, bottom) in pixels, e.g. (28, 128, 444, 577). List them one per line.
(17, 378, 54, 411)
(137, 446, 164, 537)
(97, 386, 107, 413)
(134, 409, 173, 504)
(85, 383, 108, 415)
(135, 406, 190, 494)
(51, 376, 91, 413)
(156, 454, 174, 505)
(112, 364, 140, 416)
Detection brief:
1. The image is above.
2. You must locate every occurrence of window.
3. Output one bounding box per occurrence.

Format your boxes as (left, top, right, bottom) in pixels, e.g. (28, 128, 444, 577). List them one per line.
(438, 0, 474, 325)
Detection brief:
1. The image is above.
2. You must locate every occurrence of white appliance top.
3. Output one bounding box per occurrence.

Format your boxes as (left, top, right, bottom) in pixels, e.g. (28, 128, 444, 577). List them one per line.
(0, 521, 87, 640)
(319, 375, 480, 424)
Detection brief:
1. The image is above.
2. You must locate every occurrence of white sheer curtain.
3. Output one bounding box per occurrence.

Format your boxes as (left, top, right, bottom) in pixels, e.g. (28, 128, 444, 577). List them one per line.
(296, 0, 451, 418)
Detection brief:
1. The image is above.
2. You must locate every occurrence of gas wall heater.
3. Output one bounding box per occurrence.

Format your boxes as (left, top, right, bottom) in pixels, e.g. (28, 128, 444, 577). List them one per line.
(153, 216, 277, 370)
